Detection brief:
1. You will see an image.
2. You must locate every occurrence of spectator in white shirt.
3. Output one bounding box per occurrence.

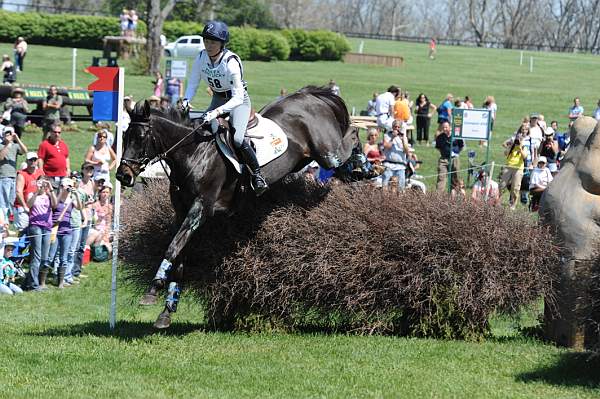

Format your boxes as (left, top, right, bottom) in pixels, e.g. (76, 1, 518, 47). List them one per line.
(529, 156, 553, 211)
(375, 86, 400, 132)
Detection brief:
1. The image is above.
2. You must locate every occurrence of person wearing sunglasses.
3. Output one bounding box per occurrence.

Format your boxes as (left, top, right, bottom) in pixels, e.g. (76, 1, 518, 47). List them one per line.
(37, 123, 70, 190)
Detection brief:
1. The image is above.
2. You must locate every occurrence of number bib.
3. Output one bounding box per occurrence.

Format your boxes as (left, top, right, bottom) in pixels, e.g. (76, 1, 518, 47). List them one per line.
(198, 49, 243, 92)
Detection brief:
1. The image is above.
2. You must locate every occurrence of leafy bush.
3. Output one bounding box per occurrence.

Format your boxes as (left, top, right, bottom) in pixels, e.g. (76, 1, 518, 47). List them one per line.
(163, 20, 203, 41)
(229, 28, 289, 61)
(0, 10, 146, 49)
(121, 179, 559, 340)
(282, 29, 350, 61)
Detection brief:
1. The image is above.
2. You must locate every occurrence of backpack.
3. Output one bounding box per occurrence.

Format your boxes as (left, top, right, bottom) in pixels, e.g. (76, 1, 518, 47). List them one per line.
(91, 244, 109, 262)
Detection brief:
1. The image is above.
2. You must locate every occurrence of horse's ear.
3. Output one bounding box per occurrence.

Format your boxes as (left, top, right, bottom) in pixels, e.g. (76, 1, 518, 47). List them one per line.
(142, 100, 151, 118)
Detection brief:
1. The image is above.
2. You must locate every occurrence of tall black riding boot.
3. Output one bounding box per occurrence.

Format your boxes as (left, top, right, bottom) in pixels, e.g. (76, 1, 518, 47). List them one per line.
(239, 141, 268, 196)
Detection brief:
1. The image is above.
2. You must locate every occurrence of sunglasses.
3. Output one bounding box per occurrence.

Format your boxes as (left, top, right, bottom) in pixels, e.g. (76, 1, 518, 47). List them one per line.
(52, 130, 62, 134)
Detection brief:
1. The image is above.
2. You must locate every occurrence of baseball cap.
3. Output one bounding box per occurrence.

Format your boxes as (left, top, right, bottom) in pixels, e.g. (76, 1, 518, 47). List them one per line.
(102, 181, 113, 190)
(3, 237, 17, 248)
(538, 156, 547, 164)
(530, 113, 539, 119)
(26, 151, 38, 160)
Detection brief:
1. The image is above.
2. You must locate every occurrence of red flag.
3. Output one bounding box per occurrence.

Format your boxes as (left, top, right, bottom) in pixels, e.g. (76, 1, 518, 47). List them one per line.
(86, 66, 119, 92)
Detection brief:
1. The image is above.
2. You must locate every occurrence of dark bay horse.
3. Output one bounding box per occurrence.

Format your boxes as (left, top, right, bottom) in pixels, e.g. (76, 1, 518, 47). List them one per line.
(116, 86, 359, 328)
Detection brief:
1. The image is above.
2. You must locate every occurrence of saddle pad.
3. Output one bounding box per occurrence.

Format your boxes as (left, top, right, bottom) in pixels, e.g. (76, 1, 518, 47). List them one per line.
(216, 114, 288, 174)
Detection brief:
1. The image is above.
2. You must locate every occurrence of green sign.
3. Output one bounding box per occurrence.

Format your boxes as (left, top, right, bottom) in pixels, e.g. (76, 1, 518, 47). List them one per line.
(24, 88, 46, 99)
(68, 90, 90, 100)
(452, 108, 491, 141)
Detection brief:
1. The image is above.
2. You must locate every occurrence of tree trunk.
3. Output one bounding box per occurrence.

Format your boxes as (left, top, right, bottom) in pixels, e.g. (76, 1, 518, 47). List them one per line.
(146, 0, 177, 75)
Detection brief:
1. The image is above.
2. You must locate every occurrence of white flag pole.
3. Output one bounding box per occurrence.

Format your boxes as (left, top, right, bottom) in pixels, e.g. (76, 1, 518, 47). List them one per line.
(109, 67, 125, 330)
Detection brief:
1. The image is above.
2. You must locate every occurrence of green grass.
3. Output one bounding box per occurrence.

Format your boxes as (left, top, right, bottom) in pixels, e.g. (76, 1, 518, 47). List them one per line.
(1, 40, 599, 398)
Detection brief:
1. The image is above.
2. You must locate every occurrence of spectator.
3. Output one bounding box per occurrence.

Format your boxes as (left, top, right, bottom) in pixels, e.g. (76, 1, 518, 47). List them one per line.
(37, 124, 70, 190)
(153, 71, 164, 97)
(126, 10, 138, 37)
(277, 88, 287, 101)
(85, 130, 116, 182)
(13, 37, 27, 72)
(529, 156, 553, 211)
(42, 85, 63, 140)
(363, 127, 384, 163)
(0, 239, 23, 295)
(71, 163, 95, 279)
(414, 93, 436, 146)
(375, 86, 400, 132)
(366, 92, 378, 117)
(166, 76, 183, 105)
(120, 9, 129, 36)
(482, 96, 497, 147)
(464, 96, 474, 109)
(538, 130, 559, 175)
(25, 176, 55, 291)
(92, 127, 114, 148)
(394, 94, 411, 126)
(381, 120, 410, 191)
(0, 125, 26, 220)
(435, 121, 464, 192)
(594, 99, 600, 121)
(471, 169, 500, 206)
(553, 121, 570, 154)
(47, 177, 81, 288)
(14, 151, 43, 232)
(428, 37, 436, 59)
(1, 55, 15, 84)
(147, 95, 161, 110)
(328, 79, 340, 96)
(87, 182, 113, 257)
(528, 113, 544, 160)
(500, 137, 529, 210)
(451, 179, 466, 199)
(437, 93, 453, 127)
(568, 97, 584, 121)
(4, 87, 29, 138)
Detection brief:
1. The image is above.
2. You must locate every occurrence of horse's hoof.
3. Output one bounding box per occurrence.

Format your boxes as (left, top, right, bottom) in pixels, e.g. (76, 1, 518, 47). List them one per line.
(139, 293, 158, 306)
(153, 313, 171, 329)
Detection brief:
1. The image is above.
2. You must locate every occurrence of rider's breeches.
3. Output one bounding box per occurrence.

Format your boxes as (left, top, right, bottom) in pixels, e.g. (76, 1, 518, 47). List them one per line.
(208, 93, 251, 148)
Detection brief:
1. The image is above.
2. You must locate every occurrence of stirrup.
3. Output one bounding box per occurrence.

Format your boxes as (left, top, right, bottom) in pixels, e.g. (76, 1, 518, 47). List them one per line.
(251, 173, 268, 195)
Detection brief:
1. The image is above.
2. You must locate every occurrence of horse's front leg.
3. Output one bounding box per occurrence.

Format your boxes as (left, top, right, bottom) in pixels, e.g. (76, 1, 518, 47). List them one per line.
(143, 197, 207, 329)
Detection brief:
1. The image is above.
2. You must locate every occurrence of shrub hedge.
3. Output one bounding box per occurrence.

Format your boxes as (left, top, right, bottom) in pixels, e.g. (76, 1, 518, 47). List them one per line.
(0, 11, 347, 61)
(0, 10, 146, 49)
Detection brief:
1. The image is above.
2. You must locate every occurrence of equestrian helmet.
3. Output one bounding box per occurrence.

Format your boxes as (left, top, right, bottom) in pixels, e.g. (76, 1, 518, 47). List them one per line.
(202, 21, 229, 43)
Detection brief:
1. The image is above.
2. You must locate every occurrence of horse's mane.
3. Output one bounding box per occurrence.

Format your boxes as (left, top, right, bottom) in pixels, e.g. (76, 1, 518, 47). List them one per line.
(286, 86, 350, 133)
(131, 101, 190, 124)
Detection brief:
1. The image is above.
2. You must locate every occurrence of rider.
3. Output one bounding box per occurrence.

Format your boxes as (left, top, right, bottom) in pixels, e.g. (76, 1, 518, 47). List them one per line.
(183, 20, 268, 195)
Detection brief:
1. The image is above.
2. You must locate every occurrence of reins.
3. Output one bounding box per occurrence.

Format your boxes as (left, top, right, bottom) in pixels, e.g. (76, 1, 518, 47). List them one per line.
(127, 117, 209, 191)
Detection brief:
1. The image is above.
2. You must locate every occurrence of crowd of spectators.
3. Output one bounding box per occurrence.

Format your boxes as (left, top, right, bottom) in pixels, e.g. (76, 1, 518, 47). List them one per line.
(0, 86, 118, 295)
(361, 84, 582, 210)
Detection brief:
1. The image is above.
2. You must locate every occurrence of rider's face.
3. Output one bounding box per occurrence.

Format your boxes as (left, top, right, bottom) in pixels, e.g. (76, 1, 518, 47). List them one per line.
(204, 39, 222, 57)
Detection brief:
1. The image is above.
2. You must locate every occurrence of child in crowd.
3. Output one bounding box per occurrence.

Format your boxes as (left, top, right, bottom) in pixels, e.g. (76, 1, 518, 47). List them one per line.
(0, 238, 23, 295)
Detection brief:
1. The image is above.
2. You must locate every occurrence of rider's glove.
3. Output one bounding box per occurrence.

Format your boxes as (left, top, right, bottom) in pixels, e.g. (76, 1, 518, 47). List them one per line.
(202, 109, 219, 124)
(180, 98, 191, 112)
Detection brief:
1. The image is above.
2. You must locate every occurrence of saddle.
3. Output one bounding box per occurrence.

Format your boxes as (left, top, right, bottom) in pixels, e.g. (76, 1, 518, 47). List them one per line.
(213, 112, 288, 174)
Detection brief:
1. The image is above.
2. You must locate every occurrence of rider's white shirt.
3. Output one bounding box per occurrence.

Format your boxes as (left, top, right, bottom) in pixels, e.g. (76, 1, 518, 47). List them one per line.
(185, 49, 246, 114)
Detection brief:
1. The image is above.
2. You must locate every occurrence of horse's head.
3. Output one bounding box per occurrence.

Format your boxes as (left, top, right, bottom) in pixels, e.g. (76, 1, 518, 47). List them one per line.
(116, 100, 159, 187)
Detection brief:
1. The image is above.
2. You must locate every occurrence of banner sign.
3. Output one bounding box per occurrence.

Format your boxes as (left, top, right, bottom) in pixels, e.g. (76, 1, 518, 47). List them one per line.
(452, 109, 491, 141)
(166, 59, 187, 79)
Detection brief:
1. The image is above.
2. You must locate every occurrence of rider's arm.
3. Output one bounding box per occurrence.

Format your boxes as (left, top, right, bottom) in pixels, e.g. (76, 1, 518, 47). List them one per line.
(184, 52, 203, 101)
(215, 59, 244, 115)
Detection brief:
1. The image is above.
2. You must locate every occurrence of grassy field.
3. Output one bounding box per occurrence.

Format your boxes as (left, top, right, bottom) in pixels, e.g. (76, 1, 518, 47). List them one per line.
(1, 40, 600, 398)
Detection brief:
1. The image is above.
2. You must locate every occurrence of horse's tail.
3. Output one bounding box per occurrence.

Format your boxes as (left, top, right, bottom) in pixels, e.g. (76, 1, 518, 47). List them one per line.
(297, 86, 350, 134)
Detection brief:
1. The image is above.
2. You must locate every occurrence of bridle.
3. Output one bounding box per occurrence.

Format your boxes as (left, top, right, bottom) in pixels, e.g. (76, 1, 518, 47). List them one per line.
(121, 116, 209, 189)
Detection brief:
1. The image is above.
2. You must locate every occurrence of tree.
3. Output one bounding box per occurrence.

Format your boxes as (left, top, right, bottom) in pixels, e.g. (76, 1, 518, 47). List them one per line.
(146, 0, 177, 74)
(216, 0, 278, 28)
